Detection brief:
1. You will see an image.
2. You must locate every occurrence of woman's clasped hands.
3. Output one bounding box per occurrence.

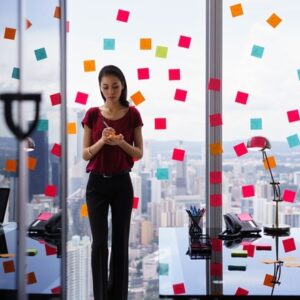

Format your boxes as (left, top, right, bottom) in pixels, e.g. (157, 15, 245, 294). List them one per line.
(101, 127, 124, 146)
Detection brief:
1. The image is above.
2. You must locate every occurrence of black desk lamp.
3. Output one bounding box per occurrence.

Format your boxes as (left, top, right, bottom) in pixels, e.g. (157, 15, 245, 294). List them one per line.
(246, 136, 290, 236)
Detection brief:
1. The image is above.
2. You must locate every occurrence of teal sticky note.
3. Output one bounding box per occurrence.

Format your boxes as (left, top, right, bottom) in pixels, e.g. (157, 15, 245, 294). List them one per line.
(155, 45, 168, 58)
(103, 38, 115, 50)
(156, 168, 169, 180)
(37, 119, 49, 131)
(34, 47, 47, 61)
(11, 67, 20, 80)
(251, 45, 264, 58)
(287, 134, 300, 148)
(159, 263, 169, 276)
(250, 118, 262, 130)
(297, 69, 300, 80)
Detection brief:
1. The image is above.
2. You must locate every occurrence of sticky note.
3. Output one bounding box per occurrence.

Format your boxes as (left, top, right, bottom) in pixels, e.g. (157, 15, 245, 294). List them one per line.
(243, 244, 255, 257)
(263, 155, 276, 169)
(5, 159, 17, 172)
(75, 91, 88, 105)
(51, 286, 61, 294)
(140, 38, 152, 50)
(235, 287, 249, 296)
(155, 46, 168, 58)
(242, 185, 255, 197)
(287, 110, 300, 122)
(11, 67, 20, 80)
(132, 197, 139, 209)
(45, 244, 57, 256)
(156, 168, 169, 180)
(103, 38, 115, 50)
(209, 113, 223, 127)
(67, 122, 77, 134)
(250, 118, 262, 130)
(231, 250, 248, 258)
(116, 9, 130, 22)
(228, 265, 246, 271)
(210, 262, 222, 276)
(173, 283, 185, 295)
(130, 91, 145, 106)
(287, 134, 300, 148)
(210, 171, 222, 184)
(26, 249, 38, 256)
(83, 60, 96, 72)
(210, 194, 222, 207)
(34, 47, 47, 61)
(168, 69, 181, 80)
(50, 93, 62, 106)
(251, 45, 264, 58)
(27, 157, 37, 171)
(4, 27, 16, 40)
(282, 238, 296, 253)
(263, 274, 275, 287)
(137, 68, 150, 80)
(66, 21, 70, 33)
(3, 260, 15, 273)
(155, 118, 166, 130)
(235, 91, 249, 104)
(159, 263, 169, 276)
(44, 185, 57, 197)
(37, 119, 49, 131)
(266, 13, 282, 28)
(54, 6, 61, 19)
(174, 89, 187, 102)
(211, 238, 222, 252)
(172, 148, 185, 161)
(230, 4, 244, 17)
(233, 142, 248, 157)
(238, 213, 253, 221)
(27, 272, 37, 285)
(51, 143, 61, 157)
(80, 203, 88, 217)
(297, 69, 300, 81)
(256, 244, 272, 251)
(26, 19, 32, 30)
(178, 35, 191, 48)
(209, 142, 223, 155)
(282, 189, 296, 203)
(208, 78, 221, 91)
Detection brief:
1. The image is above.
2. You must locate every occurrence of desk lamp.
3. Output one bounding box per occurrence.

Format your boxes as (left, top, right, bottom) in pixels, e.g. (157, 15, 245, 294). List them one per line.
(246, 136, 290, 236)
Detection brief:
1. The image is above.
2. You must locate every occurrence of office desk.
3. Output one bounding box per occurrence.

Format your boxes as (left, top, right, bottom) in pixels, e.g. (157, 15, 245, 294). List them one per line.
(159, 227, 300, 298)
(0, 223, 60, 299)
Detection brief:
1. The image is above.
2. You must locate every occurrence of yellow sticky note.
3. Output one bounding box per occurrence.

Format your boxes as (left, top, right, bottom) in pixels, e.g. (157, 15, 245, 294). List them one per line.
(263, 156, 276, 169)
(27, 157, 37, 171)
(80, 203, 88, 218)
(67, 122, 77, 134)
(27, 272, 37, 285)
(54, 6, 61, 19)
(210, 142, 223, 155)
(266, 13, 282, 28)
(130, 91, 145, 106)
(263, 274, 275, 287)
(5, 159, 17, 172)
(140, 38, 152, 50)
(83, 60, 96, 72)
(230, 3, 243, 17)
(3, 260, 15, 273)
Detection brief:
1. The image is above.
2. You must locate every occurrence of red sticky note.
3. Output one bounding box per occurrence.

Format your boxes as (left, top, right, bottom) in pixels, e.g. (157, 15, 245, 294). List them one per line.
(45, 243, 57, 256)
(132, 197, 139, 209)
(210, 194, 222, 207)
(211, 238, 222, 252)
(235, 91, 249, 104)
(137, 68, 150, 80)
(155, 118, 167, 130)
(210, 262, 222, 276)
(233, 142, 248, 157)
(210, 171, 222, 184)
(75, 91, 88, 105)
(287, 109, 300, 122)
(209, 113, 223, 126)
(51, 286, 61, 294)
(282, 238, 296, 253)
(172, 148, 185, 161)
(50, 93, 62, 106)
(27, 272, 37, 285)
(168, 69, 181, 80)
(44, 185, 57, 197)
(256, 244, 272, 251)
(235, 287, 249, 296)
(178, 35, 191, 48)
(66, 21, 70, 33)
(208, 78, 221, 91)
(172, 282, 186, 295)
(242, 185, 255, 197)
(282, 189, 296, 203)
(243, 244, 255, 257)
(3, 260, 15, 273)
(238, 213, 253, 221)
(174, 89, 187, 102)
(51, 143, 61, 157)
(116, 9, 130, 22)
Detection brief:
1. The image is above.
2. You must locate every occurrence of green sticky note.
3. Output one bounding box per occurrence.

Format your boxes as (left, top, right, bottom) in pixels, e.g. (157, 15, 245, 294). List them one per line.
(159, 263, 169, 276)
(155, 45, 168, 58)
(250, 118, 262, 130)
(103, 38, 115, 50)
(156, 168, 169, 180)
(287, 133, 300, 148)
(37, 119, 49, 131)
(231, 250, 248, 257)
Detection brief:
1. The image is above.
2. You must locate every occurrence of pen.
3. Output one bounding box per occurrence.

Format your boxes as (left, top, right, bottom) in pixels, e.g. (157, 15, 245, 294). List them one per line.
(103, 120, 109, 127)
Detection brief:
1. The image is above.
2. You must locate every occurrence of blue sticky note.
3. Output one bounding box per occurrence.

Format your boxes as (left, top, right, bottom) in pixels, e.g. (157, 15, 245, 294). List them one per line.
(37, 119, 49, 131)
(34, 47, 47, 61)
(250, 118, 262, 130)
(159, 263, 169, 276)
(103, 38, 115, 50)
(156, 168, 169, 180)
(11, 67, 20, 80)
(251, 45, 264, 58)
(297, 69, 300, 81)
(287, 134, 300, 148)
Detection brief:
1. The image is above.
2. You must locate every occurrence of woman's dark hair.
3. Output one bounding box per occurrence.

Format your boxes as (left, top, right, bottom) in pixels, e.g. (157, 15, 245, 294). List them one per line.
(98, 65, 129, 107)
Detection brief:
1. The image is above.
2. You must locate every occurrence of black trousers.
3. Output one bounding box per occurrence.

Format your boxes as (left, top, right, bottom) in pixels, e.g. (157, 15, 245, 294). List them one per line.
(86, 172, 133, 300)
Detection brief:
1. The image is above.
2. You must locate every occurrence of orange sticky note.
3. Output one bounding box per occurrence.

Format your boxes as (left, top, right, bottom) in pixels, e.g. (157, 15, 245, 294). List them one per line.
(230, 3, 244, 17)
(5, 159, 17, 172)
(263, 156, 276, 169)
(80, 203, 88, 217)
(83, 60, 96, 72)
(266, 13, 282, 28)
(4, 27, 16, 40)
(3, 260, 15, 273)
(27, 272, 37, 285)
(67, 122, 77, 134)
(27, 157, 37, 171)
(210, 142, 223, 155)
(130, 91, 145, 106)
(263, 274, 275, 287)
(54, 6, 61, 19)
(140, 38, 152, 50)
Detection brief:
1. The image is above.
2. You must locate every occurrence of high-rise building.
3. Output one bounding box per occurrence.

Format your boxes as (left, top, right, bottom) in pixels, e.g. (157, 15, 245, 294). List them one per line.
(141, 171, 151, 214)
(141, 220, 153, 245)
(151, 177, 161, 203)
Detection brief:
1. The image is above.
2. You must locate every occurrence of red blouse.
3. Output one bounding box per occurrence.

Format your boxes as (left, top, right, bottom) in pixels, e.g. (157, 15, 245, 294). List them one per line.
(81, 106, 143, 174)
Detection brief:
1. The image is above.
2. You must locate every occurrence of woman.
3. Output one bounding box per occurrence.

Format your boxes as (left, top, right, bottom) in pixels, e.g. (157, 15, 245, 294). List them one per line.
(82, 65, 143, 300)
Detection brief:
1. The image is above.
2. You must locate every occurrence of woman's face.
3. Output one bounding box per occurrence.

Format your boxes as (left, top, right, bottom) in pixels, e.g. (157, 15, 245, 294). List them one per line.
(100, 75, 123, 104)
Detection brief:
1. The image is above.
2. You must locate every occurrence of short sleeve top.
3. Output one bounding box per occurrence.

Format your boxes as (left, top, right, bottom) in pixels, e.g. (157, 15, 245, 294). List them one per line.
(81, 106, 143, 174)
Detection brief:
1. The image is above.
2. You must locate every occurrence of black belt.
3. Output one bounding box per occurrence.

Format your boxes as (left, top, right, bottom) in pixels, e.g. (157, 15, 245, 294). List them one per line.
(91, 170, 130, 178)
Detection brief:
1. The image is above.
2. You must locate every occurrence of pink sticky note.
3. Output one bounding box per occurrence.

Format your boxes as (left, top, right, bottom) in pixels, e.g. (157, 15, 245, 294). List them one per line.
(238, 213, 253, 221)
(116, 9, 130, 22)
(287, 109, 300, 122)
(37, 212, 53, 221)
(168, 69, 181, 80)
(44, 185, 57, 197)
(66, 21, 70, 33)
(282, 238, 296, 252)
(208, 78, 221, 91)
(51, 286, 61, 294)
(173, 282, 186, 295)
(210, 194, 222, 207)
(210, 171, 222, 184)
(132, 197, 139, 209)
(51, 143, 61, 157)
(242, 185, 255, 197)
(172, 148, 185, 161)
(174, 89, 187, 102)
(178, 35, 191, 48)
(235, 91, 249, 104)
(155, 118, 167, 130)
(209, 113, 223, 126)
(210, 262, 222, 276)
(233, 142, 248, 157)
(235, 287, 249, 296)
(137, 68, 150, 80)
(282, 189, 296, 203)
(211, 238, 222, 252)
(45, 243, 57, 256)
(243, 244, 255, 257)
(50, 93, 61, 106)
(75, 91, 88, 105)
